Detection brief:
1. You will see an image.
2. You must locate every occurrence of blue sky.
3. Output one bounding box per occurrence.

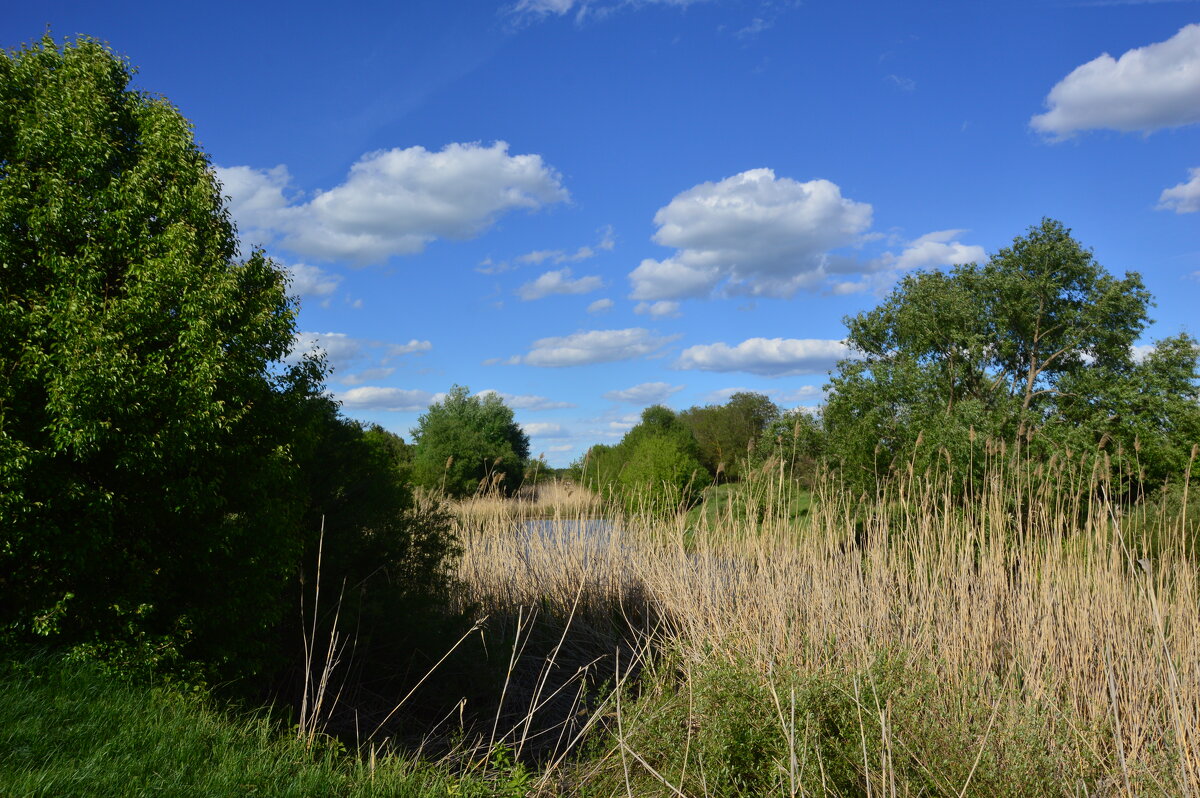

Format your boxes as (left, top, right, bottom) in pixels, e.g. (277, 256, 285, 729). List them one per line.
(8, 1, 1200, 465)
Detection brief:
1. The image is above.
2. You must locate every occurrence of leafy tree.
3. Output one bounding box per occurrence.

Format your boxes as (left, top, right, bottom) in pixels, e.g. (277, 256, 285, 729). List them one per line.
(576, 405, 710, 514)
(410, 385, 530, 497)
(0, 36, 320, 671)
(680, 392, 780, 481)
(824, 218, 1197, 491)
(753, 408, 826, 486)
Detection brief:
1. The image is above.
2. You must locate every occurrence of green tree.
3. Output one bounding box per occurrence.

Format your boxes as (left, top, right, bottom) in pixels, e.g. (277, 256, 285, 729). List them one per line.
(824, 219, 1195, 490)
(0, 36, 319, 671)
(753, 408, 826, 486)
(680, 392, 780, 481)
(410, 385, 530, 497)
(575, 405, 710, 514)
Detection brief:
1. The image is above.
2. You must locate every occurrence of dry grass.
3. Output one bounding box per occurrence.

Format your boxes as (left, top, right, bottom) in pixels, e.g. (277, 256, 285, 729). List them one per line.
(452, 479, 603, 527)
(448, 456, 1199, 796)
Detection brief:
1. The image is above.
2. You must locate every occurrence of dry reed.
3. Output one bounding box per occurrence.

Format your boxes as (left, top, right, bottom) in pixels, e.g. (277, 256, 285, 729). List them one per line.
(449, 456, 1199, 796)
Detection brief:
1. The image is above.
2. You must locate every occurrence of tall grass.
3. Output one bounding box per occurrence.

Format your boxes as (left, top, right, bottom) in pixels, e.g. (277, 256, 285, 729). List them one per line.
(449, 450, 1199, 796)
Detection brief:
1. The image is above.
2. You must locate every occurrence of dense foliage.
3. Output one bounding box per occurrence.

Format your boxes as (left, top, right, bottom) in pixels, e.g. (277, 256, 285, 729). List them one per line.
(824, 219, 1200, 492)
(679, 391, 779, 482)
(576, 405, 711, 514)
(0, 36, 320, 671)
(0, 37, 459, 685)
(410, 385, 530, 498)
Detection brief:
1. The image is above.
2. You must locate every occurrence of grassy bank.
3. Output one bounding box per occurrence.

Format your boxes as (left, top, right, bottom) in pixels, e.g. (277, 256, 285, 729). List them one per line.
(0, 658, 504, 797)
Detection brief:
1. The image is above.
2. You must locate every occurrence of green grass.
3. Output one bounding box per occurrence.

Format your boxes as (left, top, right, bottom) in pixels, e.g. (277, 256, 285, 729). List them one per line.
(0, 658, 497, 798)
(684, 480, 813, 529)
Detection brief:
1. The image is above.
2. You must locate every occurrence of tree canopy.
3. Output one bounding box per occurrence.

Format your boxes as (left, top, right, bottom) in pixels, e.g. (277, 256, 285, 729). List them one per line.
(824, 218, 1199, 489)
(0, 35, 323, 669)
(679, 392, 780, 482)
(0, 37, 461, 685)
(410, 385, 530, 497)
(576, 405, 710, 514)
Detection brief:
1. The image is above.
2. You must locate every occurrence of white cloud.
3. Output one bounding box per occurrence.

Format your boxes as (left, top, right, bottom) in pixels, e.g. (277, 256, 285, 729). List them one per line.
(546, 444, 575, 453)
(630, 168, 873, 300)
(700, 384, 824, 405)
(603, 381, 685, 405)
(886, 74, 916, 92)
(287, 331, 365, 372)
(518, 268, 605, 300)
(774, 385, 824, 403)
(1031, 24, 1200, 137)
(522, 422, 570, 438)
(513, 328, 680, 367)
(634, 300, 682, 318)
(216, 142, 568, 265)
(1158, 167, 1200, 213)
(482, 226, 614, 274)
(337, 387, 439, 412)
(677, 337, 850, 377)
(628, 258, 721, 301)
(476, 390, 575, 410)
(829, 230, 984, 295)
(287, 332, 430, 379)
(587, 298, 614, 314)
(387, 339, 433, 357)
(1132, 344, 1157, 363)
(282, 262, 340, 298)
(886, 230, 985, 271)
(340, 367, 397, 386)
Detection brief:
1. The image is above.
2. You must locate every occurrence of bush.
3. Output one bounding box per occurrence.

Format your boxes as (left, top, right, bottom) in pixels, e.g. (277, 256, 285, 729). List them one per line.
(0, 35, 319, 675)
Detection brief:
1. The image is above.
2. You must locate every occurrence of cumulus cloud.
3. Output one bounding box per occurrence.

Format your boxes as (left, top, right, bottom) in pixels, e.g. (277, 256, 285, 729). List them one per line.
(513, 328, 680, 367)
(517, 226, 615, 265)
(676, 337, 850, 377)
(287, 332, 431, 379)
(337, 387, 439, 412)
(522, 422, 570, 438)
(884, 230, 985, 271)
(476, 390, 576, 410)
(216, 142, 568, 265)
(481, 226, 614, 275)
(1031, 23, 1200, 137)
(282, 262, 340, 298)
(518, 268, 605, 300)
(1158, 167, 1200, 213)
(634, 300, 682, 318)
(630, 169, 873, 300)
(587, 298, 614, 314)
(603, 381, 685, 405)
(287, 331, 366, 372)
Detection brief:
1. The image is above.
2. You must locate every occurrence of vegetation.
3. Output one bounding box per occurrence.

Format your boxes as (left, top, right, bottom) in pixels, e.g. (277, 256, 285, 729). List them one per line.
(410, 385, 531, 498)
(0, 35, 460, 697)
(448, 454, 1199, 796)
(5, 32, 1200, 798)
(0, 34, 320, 675)
(824, 218, 1200, 492)
(679, 391, 780, 482)
(575, 404, 711, 515)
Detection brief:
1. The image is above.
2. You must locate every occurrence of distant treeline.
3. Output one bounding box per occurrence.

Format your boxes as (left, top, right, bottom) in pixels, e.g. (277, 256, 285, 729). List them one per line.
(570, 218, 1200, 511)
